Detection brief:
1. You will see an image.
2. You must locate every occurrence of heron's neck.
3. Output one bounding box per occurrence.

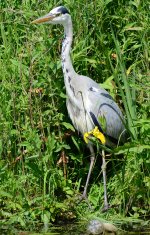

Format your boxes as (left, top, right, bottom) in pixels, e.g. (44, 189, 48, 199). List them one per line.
(61, 17, 81, 109)
(61, 17, 76, 84)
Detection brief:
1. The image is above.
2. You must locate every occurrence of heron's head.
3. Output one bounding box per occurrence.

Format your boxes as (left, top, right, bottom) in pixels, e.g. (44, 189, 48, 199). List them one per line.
(31, 6, 70, 26)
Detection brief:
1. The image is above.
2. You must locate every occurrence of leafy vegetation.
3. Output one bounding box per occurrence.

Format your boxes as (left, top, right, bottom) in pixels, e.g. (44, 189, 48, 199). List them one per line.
(0, 0, 149, 231)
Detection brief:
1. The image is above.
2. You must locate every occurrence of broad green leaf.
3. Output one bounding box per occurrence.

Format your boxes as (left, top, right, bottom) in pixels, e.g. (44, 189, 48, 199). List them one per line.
(62, 122, 75, 132)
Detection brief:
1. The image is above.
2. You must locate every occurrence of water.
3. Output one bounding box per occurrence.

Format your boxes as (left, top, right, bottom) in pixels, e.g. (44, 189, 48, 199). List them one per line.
(1, 222, 150, 235)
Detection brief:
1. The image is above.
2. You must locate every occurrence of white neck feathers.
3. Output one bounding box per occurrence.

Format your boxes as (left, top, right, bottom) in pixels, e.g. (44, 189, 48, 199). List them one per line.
(61, 16, 81, 108)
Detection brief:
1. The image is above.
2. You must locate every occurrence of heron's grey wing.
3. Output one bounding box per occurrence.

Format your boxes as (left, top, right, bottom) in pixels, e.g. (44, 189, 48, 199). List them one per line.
(73, 74, 126, 142)
(87, 85, 126, 141)
(66, 74, 126, 142)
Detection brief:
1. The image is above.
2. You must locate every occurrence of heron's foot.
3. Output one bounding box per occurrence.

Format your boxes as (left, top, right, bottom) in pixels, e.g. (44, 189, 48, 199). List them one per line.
(101, 204, 112, 212)
(78, 193, 93, 210)
(84, 126, 106, 144)
(78, 192, 88, 202)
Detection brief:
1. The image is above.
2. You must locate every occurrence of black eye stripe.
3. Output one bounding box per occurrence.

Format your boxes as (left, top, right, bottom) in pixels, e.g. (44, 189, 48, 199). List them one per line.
(56, 6, 70, 15)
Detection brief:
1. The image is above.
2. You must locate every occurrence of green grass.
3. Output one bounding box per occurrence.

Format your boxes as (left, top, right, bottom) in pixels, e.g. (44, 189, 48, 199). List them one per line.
(0, 0, 150, 231)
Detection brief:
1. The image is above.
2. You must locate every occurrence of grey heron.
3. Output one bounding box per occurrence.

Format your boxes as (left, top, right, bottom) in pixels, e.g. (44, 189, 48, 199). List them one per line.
(32, 6, 126, 210)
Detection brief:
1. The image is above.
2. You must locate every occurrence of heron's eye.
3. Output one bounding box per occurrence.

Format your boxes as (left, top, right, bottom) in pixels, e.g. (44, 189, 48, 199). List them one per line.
(56, 13, 62, 17)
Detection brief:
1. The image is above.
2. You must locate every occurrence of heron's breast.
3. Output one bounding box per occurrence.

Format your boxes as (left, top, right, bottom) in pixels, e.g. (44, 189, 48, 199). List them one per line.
(66, 99, 93, 134)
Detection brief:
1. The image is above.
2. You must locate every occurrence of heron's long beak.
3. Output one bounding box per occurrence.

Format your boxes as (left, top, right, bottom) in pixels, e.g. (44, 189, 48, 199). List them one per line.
(31, 14, 54, 24)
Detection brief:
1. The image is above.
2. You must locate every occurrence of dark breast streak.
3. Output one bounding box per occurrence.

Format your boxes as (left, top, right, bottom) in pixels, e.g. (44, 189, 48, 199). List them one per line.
(61, 37, 73, 86)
